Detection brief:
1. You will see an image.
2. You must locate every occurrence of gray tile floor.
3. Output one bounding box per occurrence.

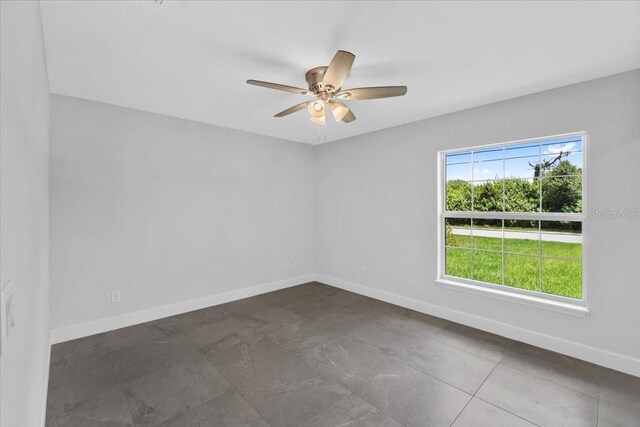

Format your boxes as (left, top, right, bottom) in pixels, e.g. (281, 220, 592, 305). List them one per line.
(46, 282, 640, 426)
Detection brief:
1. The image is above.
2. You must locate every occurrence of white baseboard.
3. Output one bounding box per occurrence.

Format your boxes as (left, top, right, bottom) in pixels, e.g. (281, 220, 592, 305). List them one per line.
(48, 272, 639, 378)
(50, 274, 315, 344)
(315, 274, 640, 378)
(40, 340, 51, 427)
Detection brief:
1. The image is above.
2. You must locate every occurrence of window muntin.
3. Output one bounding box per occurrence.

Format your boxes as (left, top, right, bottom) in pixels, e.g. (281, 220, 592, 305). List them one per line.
(440, 133, 585, 302)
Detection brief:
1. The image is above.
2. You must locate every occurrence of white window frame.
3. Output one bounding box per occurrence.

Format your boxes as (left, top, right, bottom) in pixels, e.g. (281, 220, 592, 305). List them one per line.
(436, 132, 588, 317)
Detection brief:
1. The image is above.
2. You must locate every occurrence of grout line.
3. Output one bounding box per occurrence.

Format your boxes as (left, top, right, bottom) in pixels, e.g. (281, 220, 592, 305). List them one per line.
(473, 396, 543, 427)
(339, 390, 409, 427)
(318, 290, 603, 425)
(448, 396, 472, 427)
(341, 331, 475, 397)
(418, 330, 503, 365)
(190, 325, 274, 427)
(231, 289, 606, 426)
(496, 351, 602, 401)
(282, 345, 413, 427)
(219, 312, 400, 426)
(234, 390, 273, 427)
(104, 336, 137, 425)
(480, 363, 603, 425)
(472, 362, 498, 397)
(267, 299, 410, 426)
(294, 292, 504, 398)
(375, 315, 506, 369)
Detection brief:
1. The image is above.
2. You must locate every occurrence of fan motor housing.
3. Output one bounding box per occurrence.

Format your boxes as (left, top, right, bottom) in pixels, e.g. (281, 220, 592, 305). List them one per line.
(305, 66, 328, 94)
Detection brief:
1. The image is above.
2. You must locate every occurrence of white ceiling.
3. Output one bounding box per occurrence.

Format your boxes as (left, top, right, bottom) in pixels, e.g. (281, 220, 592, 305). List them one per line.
(40, 1, 640, 144)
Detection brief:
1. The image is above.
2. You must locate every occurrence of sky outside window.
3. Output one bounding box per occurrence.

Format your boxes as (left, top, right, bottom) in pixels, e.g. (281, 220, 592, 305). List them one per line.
(446, 136, 582, 182)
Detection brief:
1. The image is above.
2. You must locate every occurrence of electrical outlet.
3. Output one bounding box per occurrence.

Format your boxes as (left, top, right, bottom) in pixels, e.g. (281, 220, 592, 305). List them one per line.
(284, 262, 290, 271)
(361, 266, 368, 276)
(111, 290, 121, 304)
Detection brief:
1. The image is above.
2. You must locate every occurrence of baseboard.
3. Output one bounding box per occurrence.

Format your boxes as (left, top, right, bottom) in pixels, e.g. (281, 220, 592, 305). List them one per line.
(40, 340, 51, 427)
(315, 274, 640, 378)
(48, 272, 640, 377)
(50, 274, 315, 344)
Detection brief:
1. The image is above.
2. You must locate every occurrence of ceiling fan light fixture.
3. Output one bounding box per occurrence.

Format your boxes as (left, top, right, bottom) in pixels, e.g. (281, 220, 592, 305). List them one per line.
(308, 100, 324, 116)
(307, 101, 326, 125)
(310, 114, 325, 125)
(328, 101, 349, 121)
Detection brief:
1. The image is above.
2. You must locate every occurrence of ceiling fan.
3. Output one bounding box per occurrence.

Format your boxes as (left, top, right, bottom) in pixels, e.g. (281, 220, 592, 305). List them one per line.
(246, 50, 407, 125)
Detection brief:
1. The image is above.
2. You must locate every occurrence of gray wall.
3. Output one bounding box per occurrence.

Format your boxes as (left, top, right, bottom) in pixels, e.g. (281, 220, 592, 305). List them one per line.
(48, 70, 640, 374)
(50, 95, 316, 330)
(316, 70, 640, 369)
(0, 1, 51, 425)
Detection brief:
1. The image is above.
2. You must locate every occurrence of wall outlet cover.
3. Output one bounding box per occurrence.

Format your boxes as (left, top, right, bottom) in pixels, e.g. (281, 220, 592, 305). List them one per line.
(111, 290, 121, 304)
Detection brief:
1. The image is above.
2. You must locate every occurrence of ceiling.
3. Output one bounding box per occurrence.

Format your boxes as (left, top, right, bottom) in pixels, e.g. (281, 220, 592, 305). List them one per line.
(40, 1, 640, 144)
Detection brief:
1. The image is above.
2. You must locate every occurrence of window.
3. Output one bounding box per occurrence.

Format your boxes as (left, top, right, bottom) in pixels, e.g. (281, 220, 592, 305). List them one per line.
(438, 133, 586, 313)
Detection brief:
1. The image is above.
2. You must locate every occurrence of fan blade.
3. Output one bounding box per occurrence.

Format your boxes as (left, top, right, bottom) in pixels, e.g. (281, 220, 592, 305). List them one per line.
(340, 107, 356, 123)
(323, 50, 355, 92)
(274, 101, 312, 118)
(327, 100, 351, 122)
(338, 86, 407, 100)
(247, 79, 312, 96)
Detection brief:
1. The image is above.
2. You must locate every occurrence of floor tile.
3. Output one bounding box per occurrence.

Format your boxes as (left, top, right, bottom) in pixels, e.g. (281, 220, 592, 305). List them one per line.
(185, 316, 255, 352)
(50, 333, 110, 368)
(434, 322, 512, 362)
(397, 310, 450, 338)
(104, 322, 170, 352)
(598, 367, 640, 414)
(110, 333, 203, 382)
(48, 350, 117, 391)
(343, 321, 402, 354)
(263, 314, 343, 347)
(451, 398, 536, 427)
(476, 364, 598, 426)
(500, 343, 602, 398)
(206, 334, 318, 392)
(122, 357, 230, 425)
(151, 305, 231, 335)
(391, 332, 498, 394)
(47, 353, 121, 421)
(275, 282, 338, 302)
(305, 393, 404, 427)
(47, 387, 133, 427)
(296, 336, 471, 427)
(221, 294, 281, 318)
(278, 289, 357, 322)
(155, 389, 269, 427)
(245, 375, 350, 427)
(47, 284, 639, 427)
(241, 305, 307, 327)
(597, 399, 640, 427)
(346, 322, 496, 394)
(325, 288, 368, 307)
(208, 329, 352, 426)
(344, 297, 427, 332)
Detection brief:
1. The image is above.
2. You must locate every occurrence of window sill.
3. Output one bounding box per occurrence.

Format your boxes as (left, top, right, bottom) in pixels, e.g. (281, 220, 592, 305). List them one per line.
(436, 278, 589, 317)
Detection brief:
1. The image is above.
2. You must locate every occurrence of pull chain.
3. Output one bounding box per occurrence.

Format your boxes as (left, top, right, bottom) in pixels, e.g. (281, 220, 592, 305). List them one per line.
(323, 117, 327, 142)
